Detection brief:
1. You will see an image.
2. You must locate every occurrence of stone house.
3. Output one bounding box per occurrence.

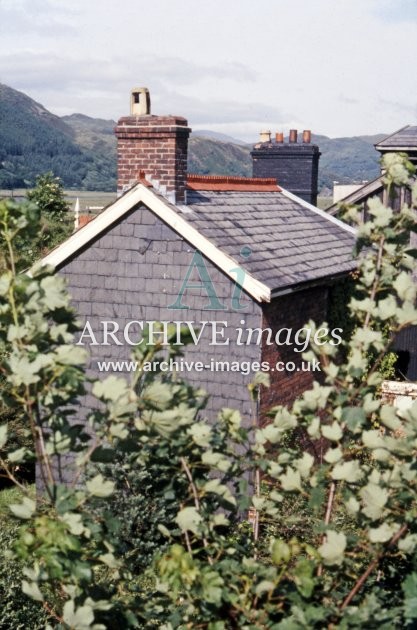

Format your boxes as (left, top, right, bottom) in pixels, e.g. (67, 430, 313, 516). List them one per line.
(42, 89, 356, 425)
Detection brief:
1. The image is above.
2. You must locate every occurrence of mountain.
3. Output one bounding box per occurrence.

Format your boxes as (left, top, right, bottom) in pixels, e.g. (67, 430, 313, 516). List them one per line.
(193, 130, 248, 145)
(188, 136, 252, 177)
(0, 83, 387, 193)
(0, 84, 116, 190)
(61, 113, 116, 152)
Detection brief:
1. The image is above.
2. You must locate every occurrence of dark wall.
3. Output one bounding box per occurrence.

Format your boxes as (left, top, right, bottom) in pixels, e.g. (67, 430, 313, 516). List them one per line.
(260, 286, 329, 418)
(252, 143, 320, 205)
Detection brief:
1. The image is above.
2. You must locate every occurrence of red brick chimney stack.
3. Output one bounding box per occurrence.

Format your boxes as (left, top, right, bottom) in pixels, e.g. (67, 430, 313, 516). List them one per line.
(115, 87, 191, 203)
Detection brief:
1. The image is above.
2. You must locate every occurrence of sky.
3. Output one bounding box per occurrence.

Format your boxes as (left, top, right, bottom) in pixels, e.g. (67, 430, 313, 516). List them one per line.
(0, 0, 416, 141)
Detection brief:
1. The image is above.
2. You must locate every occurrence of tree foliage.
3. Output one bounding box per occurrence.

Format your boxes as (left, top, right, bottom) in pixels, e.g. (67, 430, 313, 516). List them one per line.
(26, 172, 69, 217)
(0, 154, 416, 628)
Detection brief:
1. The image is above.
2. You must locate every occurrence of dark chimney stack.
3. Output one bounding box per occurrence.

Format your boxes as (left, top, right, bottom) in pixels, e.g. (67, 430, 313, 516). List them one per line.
(251, 127, 321, 205)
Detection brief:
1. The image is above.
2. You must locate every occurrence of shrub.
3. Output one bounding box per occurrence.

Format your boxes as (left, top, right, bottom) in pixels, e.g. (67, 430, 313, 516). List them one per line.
(0, 153, 416, 627)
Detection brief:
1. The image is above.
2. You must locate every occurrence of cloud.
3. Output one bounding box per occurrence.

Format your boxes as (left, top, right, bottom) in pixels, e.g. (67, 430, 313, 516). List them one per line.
(339, 94, 359, 105)
(0, 0, 77, 35)
(380, 98, 417, 117)
(138, 57, 257, 85)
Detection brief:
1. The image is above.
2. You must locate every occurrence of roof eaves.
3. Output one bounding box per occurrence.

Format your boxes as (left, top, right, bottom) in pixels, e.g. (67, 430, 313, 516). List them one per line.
(270, 267, 357, 299)
(375, 125, 409, 148)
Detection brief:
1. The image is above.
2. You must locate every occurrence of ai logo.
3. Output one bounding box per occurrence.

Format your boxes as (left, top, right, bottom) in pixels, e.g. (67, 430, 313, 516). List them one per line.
(168, 246, 252, 311)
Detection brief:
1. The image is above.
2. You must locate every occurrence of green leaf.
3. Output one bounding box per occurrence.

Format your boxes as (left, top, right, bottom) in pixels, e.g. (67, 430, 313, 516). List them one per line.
(324, 447, 343, 464)
(201, 571, 224, 604)
(331, 460, 363, 483)
(86, 474, 115, 498)
(398, 534, 417, 554)
(293, 559, 315, 598)
(204, 478, 236, 507)
(55, 345, 87, 365)
(189, 422, 212, 447)
(318, 530, 346, 566)
(63, 600, 95, 629)
(369, 522, 400, 543)
(380, 405, 402, 431)
(40, 275, 68, 310)
(403, 573, 417, 621)
(92, 376, 129, 402)
(201, 450, 231, 472)
(280, 467, 302, 492)
(271, 539, 291, 565)
(9, 496, 36, 520)
(22, 580, 44, 602)
(0, 424, 7, 449)
(175, 507, 202, 535)
(362, 430, 385, 449)
(360, 483, 389, 520)
(255, 580, 275, 595)
(61, 512, 85, 536)
(7, 447, 27, 462)
(345, 496, 360, 516)
(376, 295, 398, 320)
(321, 422, 342, 442)
(294, 452, 314, 478)
(342, 407, 367, 431)
(393, 271, 416, 302)
(273, 407, 297, 431)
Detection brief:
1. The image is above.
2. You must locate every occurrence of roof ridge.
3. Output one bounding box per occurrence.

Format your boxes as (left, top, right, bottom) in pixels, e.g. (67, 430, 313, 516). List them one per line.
(187, 174, 277, 185)
(375, 124, 410, 147)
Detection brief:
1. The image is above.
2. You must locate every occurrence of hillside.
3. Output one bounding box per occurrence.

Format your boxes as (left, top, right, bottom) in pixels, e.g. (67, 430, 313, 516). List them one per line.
(0, 83, 387, 193)
(0, 84, 116, 190)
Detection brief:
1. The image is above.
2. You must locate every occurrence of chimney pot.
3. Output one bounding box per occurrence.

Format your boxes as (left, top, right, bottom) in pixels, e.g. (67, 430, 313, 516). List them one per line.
(302, 130, 311, 144)
(275, 132, 284, 143)
(259, 130, 271, 143)
(289, 129, 298, 143)
(130, 87, 151, 116)
(115, 89, 191, 203)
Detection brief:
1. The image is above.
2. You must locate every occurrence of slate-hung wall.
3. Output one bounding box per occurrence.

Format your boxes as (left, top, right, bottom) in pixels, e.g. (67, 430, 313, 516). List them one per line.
(59, 204, 263, 422)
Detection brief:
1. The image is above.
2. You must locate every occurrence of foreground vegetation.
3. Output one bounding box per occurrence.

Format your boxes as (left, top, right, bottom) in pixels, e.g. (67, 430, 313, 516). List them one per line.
(0, 154, 417, 628)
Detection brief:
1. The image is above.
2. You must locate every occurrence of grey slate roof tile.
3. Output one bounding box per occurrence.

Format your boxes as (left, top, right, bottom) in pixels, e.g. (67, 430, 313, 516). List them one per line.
(181, 189, 356, 292)
(376, 126, 417, 149)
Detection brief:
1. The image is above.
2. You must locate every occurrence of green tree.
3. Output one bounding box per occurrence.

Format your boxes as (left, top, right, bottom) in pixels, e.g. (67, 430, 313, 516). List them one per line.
(26, 172, 69, 216)
(0, 153, 416, 628)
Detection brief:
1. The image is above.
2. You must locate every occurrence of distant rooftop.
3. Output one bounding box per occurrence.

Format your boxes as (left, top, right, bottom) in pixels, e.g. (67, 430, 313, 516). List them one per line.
(376, 125, 417, 150)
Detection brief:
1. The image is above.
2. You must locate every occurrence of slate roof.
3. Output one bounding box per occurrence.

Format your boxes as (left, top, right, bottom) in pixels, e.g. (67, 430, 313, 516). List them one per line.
(42, 182, 357, 301)
(182, 188, 356, 293)
(376, 125, 417, 150)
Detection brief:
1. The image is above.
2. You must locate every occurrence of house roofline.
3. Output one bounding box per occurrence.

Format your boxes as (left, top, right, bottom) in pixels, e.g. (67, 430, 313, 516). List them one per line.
(327, 175, 383, 215)
(278, 187, 357, 234)
(40, 183, 272, 304)
(375, 125, 410, 149)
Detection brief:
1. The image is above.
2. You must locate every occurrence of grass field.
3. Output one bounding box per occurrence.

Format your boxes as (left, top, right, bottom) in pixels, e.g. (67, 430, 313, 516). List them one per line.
(0, 189, 117, 211)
